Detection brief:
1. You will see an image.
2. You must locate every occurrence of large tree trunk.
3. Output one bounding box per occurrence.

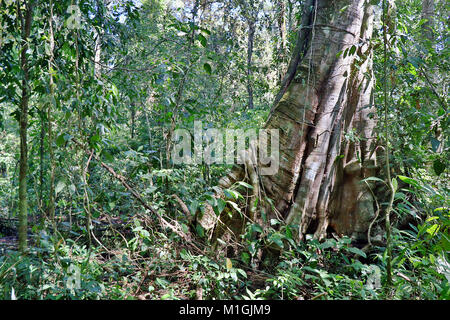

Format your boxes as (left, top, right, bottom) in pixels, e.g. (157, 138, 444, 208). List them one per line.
(208, 0, 379, 245)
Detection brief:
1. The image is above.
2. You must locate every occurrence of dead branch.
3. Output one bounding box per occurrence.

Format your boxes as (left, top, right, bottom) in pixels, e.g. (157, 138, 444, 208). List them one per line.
(71, 138, 203, 253)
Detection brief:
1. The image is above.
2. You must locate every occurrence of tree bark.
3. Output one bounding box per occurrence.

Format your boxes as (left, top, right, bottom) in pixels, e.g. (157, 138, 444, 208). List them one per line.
(18, 1, 33, 253)
(130, 102, 136, 139)
(211, 0, 379, 244)
(277, 0, 288, 80)
(420, 0, 443, 154)
(421, 0, 435, 41)
(165, 0, 199, 168)
(39, 111, 45, 207)
(245, 0, 257, 110)
(48, 0, 56, 223)
(246, 18, 255, 109)
(277, 0, 287, 52)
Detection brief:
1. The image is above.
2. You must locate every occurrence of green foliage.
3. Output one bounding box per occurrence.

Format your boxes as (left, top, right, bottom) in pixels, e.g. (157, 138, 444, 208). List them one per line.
(0, 0, 448, 301)
(0, 239, 129, 299)
(385, 172, 449, 299)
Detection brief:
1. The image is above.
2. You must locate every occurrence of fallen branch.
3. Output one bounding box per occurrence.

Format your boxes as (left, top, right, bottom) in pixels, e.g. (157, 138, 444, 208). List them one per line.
(72, 139, 158, 214)
(311, 292, 328, 300)
(172, 194, 192, 221)
(71, 139, 202, 252)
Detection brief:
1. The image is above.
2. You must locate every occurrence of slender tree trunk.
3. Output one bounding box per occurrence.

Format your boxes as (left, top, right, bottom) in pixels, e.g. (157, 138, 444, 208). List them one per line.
(39, 111, 44, 207)
(287, 0, 293, 33)
(420, 0, 442, 154)
(277, 0, 288, 81)
(246, 17, 255, 109)
(0, 163, 6, 178)
(211, 0, 379, 244)
(94, 0, 104, 79)
(0, 107, 4, 130)
(421, 0, 435, 41)
(130, 102, 136, 139)
(382, 0, 394, 285)
(92, 0, 103, 141)
(277, 0, 287, 50)
(94, 30, 102, 79)
(47, 0, 56, 223)
(165, 0, 199, 167)
(18, 1, 33, 253)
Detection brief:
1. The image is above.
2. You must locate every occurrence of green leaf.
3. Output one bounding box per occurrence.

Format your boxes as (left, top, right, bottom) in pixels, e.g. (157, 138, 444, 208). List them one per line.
(90, 134, 101, 143)
(397, 175, 420, 188)
(203, 62, 212, 75)
(362, 176, 386, 184)
(251, 223, 263, 234)
(227, 200, 241, 213)
(392, 178, 398, 193)
(156, 277, 169, 288)
(347, 247, 367, 258)
(408, 56, 424, 69)
(92, 210, 100, 219)
(285, 226, 293, 239)
(180, 249, 189, 260)
(236, 268, 247, 278)
(426, 224, 440, 236)
(102, 150, 114, 162)
(343, 48, 349, 58)
(55, 133, 72, 148)
(224, 189, 240, 200)
(198, 34, 207, 47)
(319, 239, 336, 249)
(189, 200, 199, 216)
(340, 5, 349, 13)
(200, 27, 211, 35)
(55, 180, 66, 195)
(433, 159, 445, 176)
(269, 233, 284, 249)
(110, 84, 119, 97)
(214, 198, 227, 215)
(237, 181, 253, 189)
(68, 184, 76, 195)
(195, 224, 205, 237)
(56, 134, 65, 147)
(226, 258, 233, 270)
(241, 252, 250, 265)
(430, 137, 441, 152)
(270, 219, 280, 226)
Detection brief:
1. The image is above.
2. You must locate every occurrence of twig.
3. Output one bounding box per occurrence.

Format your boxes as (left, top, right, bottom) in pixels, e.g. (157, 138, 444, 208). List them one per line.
(419, 66, 447, 111)
(311, 292, 327, 300)
(397, 272, 412, 282)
